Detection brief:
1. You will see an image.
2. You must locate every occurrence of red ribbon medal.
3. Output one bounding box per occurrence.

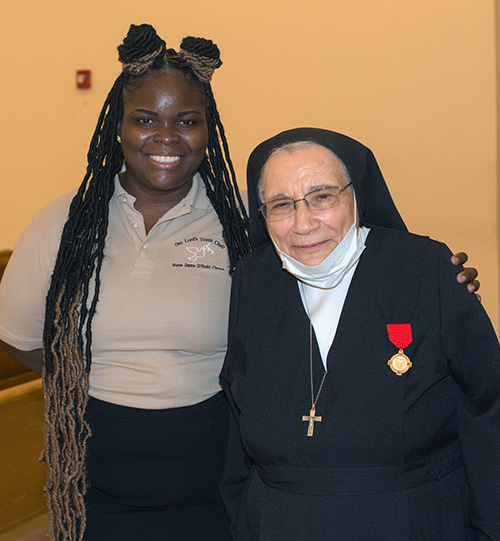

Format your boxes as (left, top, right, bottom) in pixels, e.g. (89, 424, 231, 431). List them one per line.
(387, 324, 412, 375)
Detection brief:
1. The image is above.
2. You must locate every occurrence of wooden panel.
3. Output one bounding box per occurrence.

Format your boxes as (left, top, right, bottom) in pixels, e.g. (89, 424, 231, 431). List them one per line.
(0, 372, 40, 392)
(0, 347, 33, 381)
(0, 379, 46, 534)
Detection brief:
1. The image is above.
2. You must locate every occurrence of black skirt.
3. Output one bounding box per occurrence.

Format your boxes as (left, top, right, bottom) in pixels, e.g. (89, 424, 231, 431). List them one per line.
(84, 392, 231, 540)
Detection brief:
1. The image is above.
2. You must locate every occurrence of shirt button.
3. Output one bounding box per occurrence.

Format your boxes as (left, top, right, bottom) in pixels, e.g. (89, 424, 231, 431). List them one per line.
(122, 196, 127, 204)
(133, 223, 138, 229)
(143, 244, 149, 250)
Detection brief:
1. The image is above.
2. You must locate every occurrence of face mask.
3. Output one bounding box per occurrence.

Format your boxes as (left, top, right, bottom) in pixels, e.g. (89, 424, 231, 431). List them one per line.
(271, 197, 365, 289)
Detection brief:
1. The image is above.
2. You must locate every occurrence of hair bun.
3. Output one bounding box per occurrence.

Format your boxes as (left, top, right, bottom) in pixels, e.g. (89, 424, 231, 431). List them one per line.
(118, 24, 166, 75)
(179, 36, 222, 83)
(180, 37, 222, 64)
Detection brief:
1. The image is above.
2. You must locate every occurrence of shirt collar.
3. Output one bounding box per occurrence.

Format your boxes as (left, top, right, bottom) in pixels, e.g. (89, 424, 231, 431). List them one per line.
(187, 173, 212, 210)
(113, 172, 212, 213)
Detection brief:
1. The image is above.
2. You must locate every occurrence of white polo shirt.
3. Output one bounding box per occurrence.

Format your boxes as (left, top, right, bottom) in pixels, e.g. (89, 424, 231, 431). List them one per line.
(0, 174, 233, 409)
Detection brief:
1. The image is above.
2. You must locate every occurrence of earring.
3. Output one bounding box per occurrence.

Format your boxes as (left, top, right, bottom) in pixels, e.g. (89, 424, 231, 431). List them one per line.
(117, 135, 121, 143)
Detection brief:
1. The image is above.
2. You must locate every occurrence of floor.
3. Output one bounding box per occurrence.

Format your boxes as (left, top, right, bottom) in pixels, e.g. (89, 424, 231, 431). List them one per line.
(0, 515, 48, 541)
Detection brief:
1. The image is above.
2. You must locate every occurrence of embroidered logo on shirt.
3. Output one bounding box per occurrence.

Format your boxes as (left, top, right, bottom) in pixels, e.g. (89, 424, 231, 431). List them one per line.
(186, 243, 214, 261)
(171, 236, 227, 271)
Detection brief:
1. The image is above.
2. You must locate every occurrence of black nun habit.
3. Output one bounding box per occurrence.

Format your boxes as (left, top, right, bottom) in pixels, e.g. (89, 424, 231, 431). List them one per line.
(221, 128, 500, 540)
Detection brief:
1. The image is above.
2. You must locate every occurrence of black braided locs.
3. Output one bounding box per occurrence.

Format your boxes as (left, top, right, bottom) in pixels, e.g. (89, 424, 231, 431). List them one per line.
(118, 24, 165, 64)
(41, 24, 250, 540)
(119, 23, 167, 75)
(181, 36, 222, 65)
(44, 74, 124, 375)
(199, 84, 251, 271)
(42, 73, 124, 540)
(177, 35, 251, 269)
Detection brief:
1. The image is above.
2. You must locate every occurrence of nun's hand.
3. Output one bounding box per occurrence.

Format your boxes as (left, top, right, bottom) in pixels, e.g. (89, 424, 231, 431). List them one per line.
(451, 252, 480, 295)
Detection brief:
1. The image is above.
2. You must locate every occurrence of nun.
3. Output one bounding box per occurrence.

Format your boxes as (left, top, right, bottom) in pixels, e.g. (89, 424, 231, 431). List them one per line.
(220, 128, 500, 540)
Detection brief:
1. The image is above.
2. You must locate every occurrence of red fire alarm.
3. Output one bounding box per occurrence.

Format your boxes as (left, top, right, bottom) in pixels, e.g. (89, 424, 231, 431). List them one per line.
(76, 70, 91, 89)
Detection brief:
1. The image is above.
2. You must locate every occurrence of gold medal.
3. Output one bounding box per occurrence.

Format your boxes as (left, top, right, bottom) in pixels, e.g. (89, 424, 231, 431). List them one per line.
(388, 349, 412, 375)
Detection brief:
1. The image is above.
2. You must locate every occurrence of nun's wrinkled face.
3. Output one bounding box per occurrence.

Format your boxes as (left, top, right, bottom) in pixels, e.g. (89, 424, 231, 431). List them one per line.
(262, 144, 355, 266)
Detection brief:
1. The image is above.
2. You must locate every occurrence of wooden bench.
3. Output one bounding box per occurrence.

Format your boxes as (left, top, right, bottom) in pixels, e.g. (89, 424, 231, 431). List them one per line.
(0, 250, 46, 534)
(0, 379, 45, 534)
(0, 347, 40, 391)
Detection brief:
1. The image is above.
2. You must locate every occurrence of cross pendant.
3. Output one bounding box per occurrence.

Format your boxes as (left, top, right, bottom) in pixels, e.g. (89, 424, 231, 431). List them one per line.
(302, 408, 322, 437)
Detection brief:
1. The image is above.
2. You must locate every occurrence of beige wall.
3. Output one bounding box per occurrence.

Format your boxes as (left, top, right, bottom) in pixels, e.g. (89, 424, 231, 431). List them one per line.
(1, 0, 498, 329)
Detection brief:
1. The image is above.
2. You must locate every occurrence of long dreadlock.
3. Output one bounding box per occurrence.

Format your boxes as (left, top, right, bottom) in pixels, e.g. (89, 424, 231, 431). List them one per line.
(42, 23, 250, 540)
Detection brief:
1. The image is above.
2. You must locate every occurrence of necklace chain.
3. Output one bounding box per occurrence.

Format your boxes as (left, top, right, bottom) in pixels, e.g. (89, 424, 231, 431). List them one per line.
(302, 285, 327, 409)
(309, 319, 327, 409)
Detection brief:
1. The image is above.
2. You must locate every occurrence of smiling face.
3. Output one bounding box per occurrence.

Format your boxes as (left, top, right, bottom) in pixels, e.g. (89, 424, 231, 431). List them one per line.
(262, 144, 355, 266)
(118, 69, 208, 206)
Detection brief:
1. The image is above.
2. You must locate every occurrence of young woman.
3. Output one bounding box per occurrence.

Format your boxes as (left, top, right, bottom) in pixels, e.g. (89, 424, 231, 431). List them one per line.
(0, 24, 249, 540)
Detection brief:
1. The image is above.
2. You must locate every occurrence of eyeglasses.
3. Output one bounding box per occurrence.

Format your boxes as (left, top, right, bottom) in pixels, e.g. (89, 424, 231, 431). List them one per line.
(259, 182, 353, 221)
